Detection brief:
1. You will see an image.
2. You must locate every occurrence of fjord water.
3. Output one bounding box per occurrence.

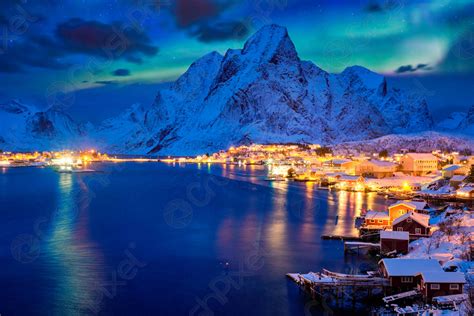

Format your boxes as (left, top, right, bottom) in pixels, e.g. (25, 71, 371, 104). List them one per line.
(0, 163, 390, 315)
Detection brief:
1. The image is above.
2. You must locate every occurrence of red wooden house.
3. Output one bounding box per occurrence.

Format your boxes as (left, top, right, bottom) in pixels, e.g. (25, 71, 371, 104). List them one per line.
(380, 231, 409, 255)
(379, 258, 442, 292)
(417, 272, 466, 301)
(392, 212, 430, 239)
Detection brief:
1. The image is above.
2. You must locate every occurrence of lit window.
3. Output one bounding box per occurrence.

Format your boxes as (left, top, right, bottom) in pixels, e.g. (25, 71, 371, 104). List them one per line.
(450, 284, 459, 290)
(378, 220, 384, 223)
(415, 228, 421, 234)
(401, 277, 413, 283)
(370, 219, 375, 223)
(430, 284, 440, 290)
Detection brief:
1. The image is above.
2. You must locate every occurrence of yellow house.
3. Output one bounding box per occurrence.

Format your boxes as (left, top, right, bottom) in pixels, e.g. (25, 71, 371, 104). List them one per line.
(388, 202, 417, 224)
(355, 160, 397, 178)
(401, 153, 438, 176)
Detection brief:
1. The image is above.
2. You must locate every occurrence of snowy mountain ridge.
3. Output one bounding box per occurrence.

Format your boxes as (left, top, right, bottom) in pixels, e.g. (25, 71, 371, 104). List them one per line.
(0, 25, 472, 155)
(0, 100, 91, 151)
(96, 24, 435, 155)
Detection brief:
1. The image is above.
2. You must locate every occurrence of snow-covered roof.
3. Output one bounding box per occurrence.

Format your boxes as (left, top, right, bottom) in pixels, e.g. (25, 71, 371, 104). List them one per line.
(392, 212, 430, 227)
(332, 159, 351, 165)
(365, 211, 389, 220)
(389, 200, 427, 211)
(442, 165, 462, 171)
(420, 272, 466, 283)
(380, 231, 409, 240)
(405, 153, 438, 160)
(380, 259, 442, 276)
(457, 186, 474, 193)
(367, 160, 397, 167)
(450, 175, 467, 182)
(389, 201, 417, 210)
(339, 175, 360, 181)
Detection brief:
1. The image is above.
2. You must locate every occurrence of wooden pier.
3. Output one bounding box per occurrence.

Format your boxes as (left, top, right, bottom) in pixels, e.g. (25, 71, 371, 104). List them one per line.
(343, 241, 380, 254)
(287, 269, 389, 304)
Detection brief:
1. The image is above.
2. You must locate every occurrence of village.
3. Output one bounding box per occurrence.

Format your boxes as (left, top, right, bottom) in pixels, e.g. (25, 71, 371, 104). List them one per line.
(166, 144, 474, 200)
(3, 144, 474, 314)
(0, 150, 155, 172)
(164, 144, 474, 314)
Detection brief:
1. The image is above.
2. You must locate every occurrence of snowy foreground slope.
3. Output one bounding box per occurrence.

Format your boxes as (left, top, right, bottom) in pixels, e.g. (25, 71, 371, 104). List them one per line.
(95, 24, 435, 155)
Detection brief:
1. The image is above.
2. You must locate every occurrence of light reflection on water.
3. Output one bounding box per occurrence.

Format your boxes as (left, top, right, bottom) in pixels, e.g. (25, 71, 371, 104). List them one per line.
(43, 173, 105, 315)
(0, 163, 393, 315)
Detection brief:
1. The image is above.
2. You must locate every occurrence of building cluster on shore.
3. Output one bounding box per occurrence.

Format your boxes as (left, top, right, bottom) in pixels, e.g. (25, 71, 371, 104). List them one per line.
(0, 150, 110, 168)
(290, 204, 473, 314)
(167, 144, 474, 200)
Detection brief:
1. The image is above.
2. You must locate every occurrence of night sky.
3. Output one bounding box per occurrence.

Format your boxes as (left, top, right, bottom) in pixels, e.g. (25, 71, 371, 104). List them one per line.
(1, 0, 474, 123)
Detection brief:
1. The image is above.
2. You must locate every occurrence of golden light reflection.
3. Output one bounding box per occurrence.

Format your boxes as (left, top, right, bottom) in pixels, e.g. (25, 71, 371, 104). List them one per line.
(265, 183, 288, 253)
(297, 182, 316, 241)
(45, 173, 105, 314)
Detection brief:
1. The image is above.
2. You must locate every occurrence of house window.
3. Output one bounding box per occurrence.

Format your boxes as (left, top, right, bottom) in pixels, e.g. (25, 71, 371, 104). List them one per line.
(370, 219, 375, 223)
(400, 210, 404, 215)
(415, 228, 421, 234)
(401, 277, 413, 283)
(397, 227, 403, 232)
(430, 284, 440, 290)
(407, 218, 412, 223)
(378, 220, 384, 223)
(450, 284, 459, 290)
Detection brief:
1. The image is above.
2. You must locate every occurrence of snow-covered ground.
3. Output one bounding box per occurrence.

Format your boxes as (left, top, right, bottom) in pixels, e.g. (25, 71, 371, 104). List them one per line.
(403, 210, 474, 315)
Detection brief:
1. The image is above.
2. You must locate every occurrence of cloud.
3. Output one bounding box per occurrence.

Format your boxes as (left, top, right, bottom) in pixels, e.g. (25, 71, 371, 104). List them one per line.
(175, 0, 219, 27)
(56, 18, 158, 63)
(112, 68, 131, 76)
(0, 34, 70, 73)
(0, 18, 159, 73)
(190, 21, 249, 43)
(364, 0, 403, 13)
(170, 0, 246, 42)
(95, 80, 117, 85)
(395, 63, 430, 73)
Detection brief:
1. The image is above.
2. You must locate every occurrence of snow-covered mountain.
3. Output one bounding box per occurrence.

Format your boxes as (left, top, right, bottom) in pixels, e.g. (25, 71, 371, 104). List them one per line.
(0, 100, 89, 151)
(99, 24, 434, 155)
(436, 112, 467, 131)
(332, 132, 474, 155)
(458, 105, 474, 134)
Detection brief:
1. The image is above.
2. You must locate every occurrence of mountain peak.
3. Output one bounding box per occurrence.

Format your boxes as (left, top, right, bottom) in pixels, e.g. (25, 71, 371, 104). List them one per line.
(241, 24, 298, 63)
(0, 99, 35, 114)
(341, 65, 384, 90)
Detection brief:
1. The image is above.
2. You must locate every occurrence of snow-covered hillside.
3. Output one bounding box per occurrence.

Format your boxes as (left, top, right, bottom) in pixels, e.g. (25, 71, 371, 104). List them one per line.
(332, 132, 474, 155)
(0, 100, 90, 151)
(98, 24, 434, 155)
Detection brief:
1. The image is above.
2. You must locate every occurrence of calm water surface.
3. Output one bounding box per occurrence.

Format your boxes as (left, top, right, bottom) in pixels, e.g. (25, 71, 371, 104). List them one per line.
(0, 163, 392, 315)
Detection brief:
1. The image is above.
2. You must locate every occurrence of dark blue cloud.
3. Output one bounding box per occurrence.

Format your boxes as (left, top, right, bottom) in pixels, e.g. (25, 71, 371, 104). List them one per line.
(56, 18, 158, 63)
(95, 80, 117, 85)
(112, 68, 131, 76)
(395, 63, 430, 73)
(0, 17, 159, 73)
(190, 21, 248, 42)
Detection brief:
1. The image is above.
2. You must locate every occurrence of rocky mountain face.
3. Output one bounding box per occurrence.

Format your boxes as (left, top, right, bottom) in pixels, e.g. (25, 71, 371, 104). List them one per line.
(99, 25, 434, 155)
(436, 112, 467, 131)
(0, 25, 439, 155)
(458, 105, 474, 134)
(0, 100, 87, 151)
